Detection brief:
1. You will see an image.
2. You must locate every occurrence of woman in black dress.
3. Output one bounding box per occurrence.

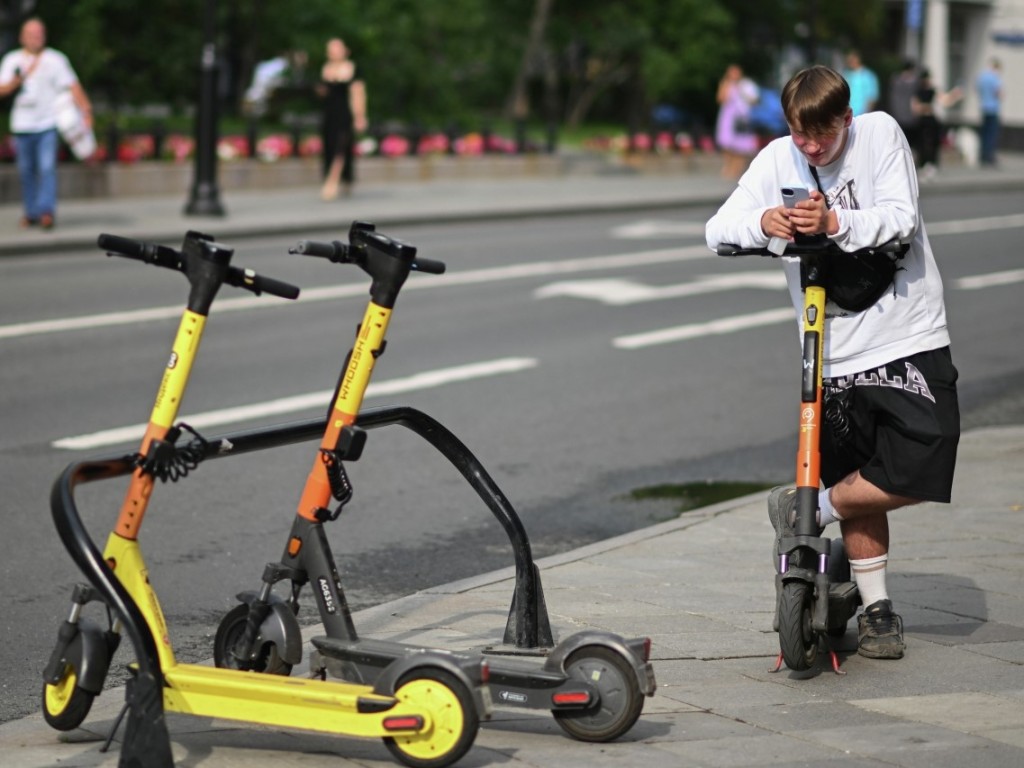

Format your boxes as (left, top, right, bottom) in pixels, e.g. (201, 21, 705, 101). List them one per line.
(318, 38, 367, 200)
(911, 69, 961, 180)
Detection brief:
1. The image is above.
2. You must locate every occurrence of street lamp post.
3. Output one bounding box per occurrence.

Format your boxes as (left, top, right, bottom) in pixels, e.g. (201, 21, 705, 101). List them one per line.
(185, 0, 225, 216)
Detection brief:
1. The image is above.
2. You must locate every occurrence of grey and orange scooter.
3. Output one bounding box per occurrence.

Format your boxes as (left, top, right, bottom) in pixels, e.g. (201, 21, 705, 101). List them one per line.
(717, 237, 907, 673)
(42, 231, 490, 768)
(213, 222, 655, 742)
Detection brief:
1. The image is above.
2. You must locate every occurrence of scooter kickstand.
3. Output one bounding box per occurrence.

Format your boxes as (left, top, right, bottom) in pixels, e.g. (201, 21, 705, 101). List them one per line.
(827, 644, 847, 676)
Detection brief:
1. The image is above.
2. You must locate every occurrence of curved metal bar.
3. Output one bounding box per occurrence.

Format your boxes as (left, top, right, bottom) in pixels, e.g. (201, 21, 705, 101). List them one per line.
(59, 404, 554, 650)
(199, 406, 552, 647)
(50, 458, 174, 765)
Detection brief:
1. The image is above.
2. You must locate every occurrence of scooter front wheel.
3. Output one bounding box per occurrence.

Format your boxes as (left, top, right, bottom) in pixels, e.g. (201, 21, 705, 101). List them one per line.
(778, 581, 818, 671)
(383, 668, 479, 768)
(42, 664, 95, 731)
(552, 645, 645, 742)
(213, 603, 293, 676)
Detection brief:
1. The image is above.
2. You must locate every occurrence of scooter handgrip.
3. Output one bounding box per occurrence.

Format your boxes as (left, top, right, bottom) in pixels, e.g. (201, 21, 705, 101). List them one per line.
(716, 244, 754, 257)
(98, 233, 183, 271)
(290, 239, 347, 261)
(226, 267, 301, 300)
(411, 257, 446, 275)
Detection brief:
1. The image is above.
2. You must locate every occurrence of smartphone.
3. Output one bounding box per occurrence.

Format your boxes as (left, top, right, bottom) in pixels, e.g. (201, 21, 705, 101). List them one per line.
(781, 186, 810, 208)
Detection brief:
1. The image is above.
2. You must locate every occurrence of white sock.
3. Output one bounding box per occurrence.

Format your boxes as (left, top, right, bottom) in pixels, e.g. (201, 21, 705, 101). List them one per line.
(850, 554, 889, 607)
(817, 487, 841, 527)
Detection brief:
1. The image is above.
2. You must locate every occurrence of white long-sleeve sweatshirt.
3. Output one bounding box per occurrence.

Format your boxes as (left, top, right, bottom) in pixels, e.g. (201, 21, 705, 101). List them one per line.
(705, 111, 950, 378)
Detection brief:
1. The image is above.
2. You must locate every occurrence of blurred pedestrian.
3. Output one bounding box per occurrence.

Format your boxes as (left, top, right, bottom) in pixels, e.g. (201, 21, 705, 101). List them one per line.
(0, 17, 93, 230)
(317, 38, 367, 200)
(975, 58, 1002, 166)
(715, 64, 759, 180)
(843, 50, 878, 116)
(887, 59, 918, 153)
(911, 69, 962, 180)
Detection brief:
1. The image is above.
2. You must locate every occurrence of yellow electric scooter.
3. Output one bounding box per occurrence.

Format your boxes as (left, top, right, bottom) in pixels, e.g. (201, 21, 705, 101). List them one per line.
(43, 231, 489, 768)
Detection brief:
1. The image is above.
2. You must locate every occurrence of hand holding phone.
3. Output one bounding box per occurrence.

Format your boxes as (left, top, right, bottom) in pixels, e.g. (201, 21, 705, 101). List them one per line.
(781, 186, 810, 208)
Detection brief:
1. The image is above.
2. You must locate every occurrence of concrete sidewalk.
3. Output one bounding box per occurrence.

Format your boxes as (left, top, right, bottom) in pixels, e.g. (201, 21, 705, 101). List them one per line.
(3, 150, 1024, 257)
(1, 424, 1022, 767)
(3, 152, 1024, 766)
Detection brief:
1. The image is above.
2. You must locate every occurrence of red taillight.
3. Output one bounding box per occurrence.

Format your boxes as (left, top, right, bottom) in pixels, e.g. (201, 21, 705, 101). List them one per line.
(552, 691, 591, 706)
(383, 715, 424, 732)
(480, 660, 490, 684)
(642, 637, 652, 662)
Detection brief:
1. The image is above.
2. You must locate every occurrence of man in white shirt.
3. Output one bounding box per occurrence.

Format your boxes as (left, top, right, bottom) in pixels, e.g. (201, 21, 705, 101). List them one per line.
(0, 17, 92, 229)
(706, 66, 960, 660)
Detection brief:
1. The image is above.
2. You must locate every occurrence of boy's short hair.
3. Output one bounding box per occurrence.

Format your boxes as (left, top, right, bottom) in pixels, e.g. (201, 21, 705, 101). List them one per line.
(781, 65, 851, 136)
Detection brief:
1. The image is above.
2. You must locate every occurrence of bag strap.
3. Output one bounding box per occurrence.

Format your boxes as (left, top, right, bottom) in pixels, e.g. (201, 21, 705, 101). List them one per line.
(808, 165, 829, 208)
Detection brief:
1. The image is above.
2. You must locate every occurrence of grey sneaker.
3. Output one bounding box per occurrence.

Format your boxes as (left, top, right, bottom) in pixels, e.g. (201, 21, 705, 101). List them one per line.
(857, 599, 905, 659)
(767, 486, 797, 569)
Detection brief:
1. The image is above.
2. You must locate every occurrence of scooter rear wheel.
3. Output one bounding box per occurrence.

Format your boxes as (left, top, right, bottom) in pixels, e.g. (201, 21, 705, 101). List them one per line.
(42, 664, 95, 731)
(213, 603, 292, 676)
(383, 668, 479, 768)
(552, 645, 645, 742)
(778, 581, 818, 671)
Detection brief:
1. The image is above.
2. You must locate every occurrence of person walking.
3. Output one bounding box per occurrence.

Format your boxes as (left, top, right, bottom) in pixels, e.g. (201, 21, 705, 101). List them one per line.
(843, 50, 878, 116)
(317, 37, 367, 201)
(911, 69, 962, 180)
(975, 58, 1002, 166)
(887, 59, 918, 154)
(706, 65, 960, 661)
(0, 17, 93, 230)
(714, 64, 760, 180)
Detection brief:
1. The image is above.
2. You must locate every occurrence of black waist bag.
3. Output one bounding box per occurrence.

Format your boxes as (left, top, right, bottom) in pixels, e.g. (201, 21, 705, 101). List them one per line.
(823, 249, 903, 312)
(804, 165, 905, 312)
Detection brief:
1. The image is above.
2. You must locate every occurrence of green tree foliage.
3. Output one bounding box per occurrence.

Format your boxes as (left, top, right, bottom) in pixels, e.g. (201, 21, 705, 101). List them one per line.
(13, 0, 887, 132)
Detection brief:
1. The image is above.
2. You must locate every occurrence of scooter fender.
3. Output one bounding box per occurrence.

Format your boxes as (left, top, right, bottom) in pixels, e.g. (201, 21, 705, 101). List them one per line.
(235, 591, 304, 666)
(371, 651, 493, 721)
(42, 618, 112, 695)
(545, 630, 657, 696)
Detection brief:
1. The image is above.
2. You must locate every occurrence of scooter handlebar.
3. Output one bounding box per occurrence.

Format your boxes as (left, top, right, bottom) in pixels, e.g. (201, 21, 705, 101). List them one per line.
(290, 239, 349, 262)
(292, 237, 446, 275)
(410, 257, 445, 274)
(716, 240, 909, 258)
(98, 232, 300, 300)
(98, 233, 183, 271)
(224, 267, 301, 300)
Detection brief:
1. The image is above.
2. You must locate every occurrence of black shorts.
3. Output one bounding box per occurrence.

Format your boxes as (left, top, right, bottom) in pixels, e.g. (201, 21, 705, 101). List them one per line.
(820, 346, 960, 502)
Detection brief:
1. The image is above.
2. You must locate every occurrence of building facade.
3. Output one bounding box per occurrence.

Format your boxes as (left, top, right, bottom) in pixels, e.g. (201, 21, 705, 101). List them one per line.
(898, 0, 1021, 147)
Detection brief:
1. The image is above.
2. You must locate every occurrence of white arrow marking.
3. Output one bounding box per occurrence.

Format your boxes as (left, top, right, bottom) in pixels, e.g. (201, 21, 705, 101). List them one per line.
(534, 271, 787, 305)
(52, 357, 538, 450)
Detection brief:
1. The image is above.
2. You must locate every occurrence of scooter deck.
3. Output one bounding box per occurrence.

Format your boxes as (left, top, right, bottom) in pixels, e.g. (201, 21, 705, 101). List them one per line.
(311, 634, 655, 711)
(163, 662, 423, 738)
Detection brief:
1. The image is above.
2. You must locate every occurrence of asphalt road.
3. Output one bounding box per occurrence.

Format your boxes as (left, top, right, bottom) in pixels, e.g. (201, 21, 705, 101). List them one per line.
(1, 193, 1023, 723)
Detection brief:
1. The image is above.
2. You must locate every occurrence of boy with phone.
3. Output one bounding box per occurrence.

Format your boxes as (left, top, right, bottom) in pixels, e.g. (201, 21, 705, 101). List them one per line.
(705, 65, 960, 661)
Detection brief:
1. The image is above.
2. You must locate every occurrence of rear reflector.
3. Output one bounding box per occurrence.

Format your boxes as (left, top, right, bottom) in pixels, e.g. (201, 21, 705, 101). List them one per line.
(383, 715, 424, 732)
(552, 691, 591, 706)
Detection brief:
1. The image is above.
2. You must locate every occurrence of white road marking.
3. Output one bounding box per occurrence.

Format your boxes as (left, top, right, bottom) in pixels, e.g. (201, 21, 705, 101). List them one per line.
(534, 271, 787, 305)
(926, 212, 1024, 236)
(52, 357, 538, 450)
(0, 246, 713, 341)
(610, 220, 710, 238)
(953, 268, 1024, 290)
(613, 307, 794, 349)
